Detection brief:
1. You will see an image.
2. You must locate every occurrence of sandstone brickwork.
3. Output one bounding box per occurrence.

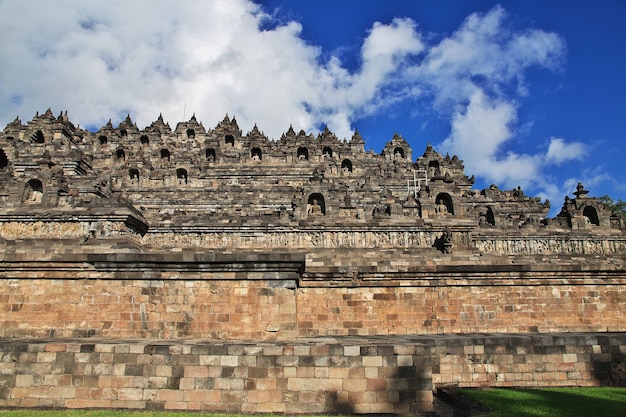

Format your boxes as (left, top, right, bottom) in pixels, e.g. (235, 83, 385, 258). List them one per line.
(0, 110, 625, 412)
(430, 333, 626, 388)
(0, 338, 434, 414)
(0, 334, 623, 413)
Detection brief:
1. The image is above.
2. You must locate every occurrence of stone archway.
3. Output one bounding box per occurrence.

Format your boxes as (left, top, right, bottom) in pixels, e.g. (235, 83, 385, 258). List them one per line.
(484, 206, 495, 226)
(206, 148, 216, 162)
(341, 159, 353, 173)
(128, 168, 140, 183)
(435, 192, 454, 215)
(428, 160, 440, 178)
(251, 147, 262, 161)
(307, 193, 326, 216)
(297, 147, 309, 161)
(176, 168, 188, 184)
(0, 149, 8, 170)
(24, 179, 43, 204)
(31, 130, 45, 143)
(583, 206, 600, 226)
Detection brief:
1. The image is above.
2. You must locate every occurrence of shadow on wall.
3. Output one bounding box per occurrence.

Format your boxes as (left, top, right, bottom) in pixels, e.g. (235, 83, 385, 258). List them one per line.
(324, 391, 354, 415)
(323, 361, 433, 414)
(591, 335, 626, 387)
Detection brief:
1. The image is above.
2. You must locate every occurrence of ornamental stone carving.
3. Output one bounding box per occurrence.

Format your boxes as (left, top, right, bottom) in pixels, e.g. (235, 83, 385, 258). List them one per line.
(0, 111, 623, 258)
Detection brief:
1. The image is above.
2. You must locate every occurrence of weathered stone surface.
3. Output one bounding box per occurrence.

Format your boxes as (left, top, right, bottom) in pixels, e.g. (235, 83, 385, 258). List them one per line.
(0, 112, 624, 340)
(0, 112, 625, 412)
(0, 335, 623, 413)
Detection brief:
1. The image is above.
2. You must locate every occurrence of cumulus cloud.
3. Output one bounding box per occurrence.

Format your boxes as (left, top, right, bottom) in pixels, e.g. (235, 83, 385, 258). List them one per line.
(414, 6, 564, 109)
(415, 6, 582, 208)
(0, 0, 423, 140)
(0, 0, 585, 209)
(440, 89, 544, 189)
(545, 137, 586, 165)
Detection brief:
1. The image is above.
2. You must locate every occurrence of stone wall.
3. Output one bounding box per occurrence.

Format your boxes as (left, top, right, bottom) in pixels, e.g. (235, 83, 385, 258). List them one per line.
(0, 278, 298, 340)
(431, 333, 626, 388)
(0, 334, 623, 413)
(1, 279, 624, 339)
(0, 252, 303, 340)
(298, 282, 626, 337)
(0, 338, 433, 414)
(1, 251, 624, 339)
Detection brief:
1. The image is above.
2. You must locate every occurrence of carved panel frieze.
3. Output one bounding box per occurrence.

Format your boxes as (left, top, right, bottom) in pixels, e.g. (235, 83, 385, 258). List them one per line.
(0, 220, 141, 241)
(0, 221, 84, 239)
(142, 230, 442, 249)
(475, 237, 626, 255)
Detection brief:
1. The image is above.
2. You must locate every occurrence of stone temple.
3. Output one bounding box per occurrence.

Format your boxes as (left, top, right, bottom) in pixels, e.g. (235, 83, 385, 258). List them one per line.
(0, 109, 624, 413)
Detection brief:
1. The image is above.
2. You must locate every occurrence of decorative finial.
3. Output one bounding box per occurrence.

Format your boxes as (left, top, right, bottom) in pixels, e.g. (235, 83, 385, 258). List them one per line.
(574, 182, 589, 198)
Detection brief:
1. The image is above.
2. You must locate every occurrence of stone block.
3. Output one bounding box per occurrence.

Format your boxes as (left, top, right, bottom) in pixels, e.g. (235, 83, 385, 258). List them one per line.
(362, 356, 382, 367)
(36, 352, 56, 363)
(14, 374, 33, 387)
(155, 365, 172, 377)
(163, 401, 187, 410)
(562, 353, 577, 363)
(394, 345, 415, 355)
(344, 378, 366, 392)
(118, 388, 144, 401)
(198, 355, 221, 366)
(369, 362, 387, 377)
(44, 374, 72, 386)
(184, 366, 209, 378)
(0, 363, 16, 375)
(178, 378, 194, 390)
(328, 366, 348, 379)
(244, 401, 286, 414)
(344, 345, 360, 356)
(348, 366, 365, 378)
(353, 401, 395, 414)
(44, 344, 67, 352)
(276, 355, 298, 367)
(387, 377, 409, 391)
(247, 389, 270, 403)
(397, 354, 413, 366)
(366, 378, 387, 391)
(95, 344, 115, 353)
(147, 377, 168, 389)
(263, 346, 284, 355)
(158, 389, 184, 402)
(220, 355, 238, 367)
(66, 399, 113, 408)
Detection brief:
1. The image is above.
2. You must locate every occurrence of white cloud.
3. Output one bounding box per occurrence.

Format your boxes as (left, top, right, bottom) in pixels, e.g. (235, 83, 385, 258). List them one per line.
(415, 6, 571, 208)
(545, 137, 586, 165)
(0, 0, 424, 140)
(415, 6, 564, 109)
(0, 1, 579, 210)
(441, 89, 544, 188)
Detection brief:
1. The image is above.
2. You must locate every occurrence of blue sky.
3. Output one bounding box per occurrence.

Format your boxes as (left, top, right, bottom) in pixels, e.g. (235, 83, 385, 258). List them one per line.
(0, 0, 624, 213)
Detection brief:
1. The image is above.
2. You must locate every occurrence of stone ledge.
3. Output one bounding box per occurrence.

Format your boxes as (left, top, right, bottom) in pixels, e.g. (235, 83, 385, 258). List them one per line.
(1, 331, 622, 348)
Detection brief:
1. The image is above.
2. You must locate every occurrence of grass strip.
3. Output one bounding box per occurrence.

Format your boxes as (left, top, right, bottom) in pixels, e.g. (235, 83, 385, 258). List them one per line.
(458, 387, 626, 417)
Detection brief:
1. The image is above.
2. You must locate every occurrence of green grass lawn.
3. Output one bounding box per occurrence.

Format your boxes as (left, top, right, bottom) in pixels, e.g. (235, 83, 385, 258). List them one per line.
(1, 389, 626, 417)
(458, 387, 626, 417)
